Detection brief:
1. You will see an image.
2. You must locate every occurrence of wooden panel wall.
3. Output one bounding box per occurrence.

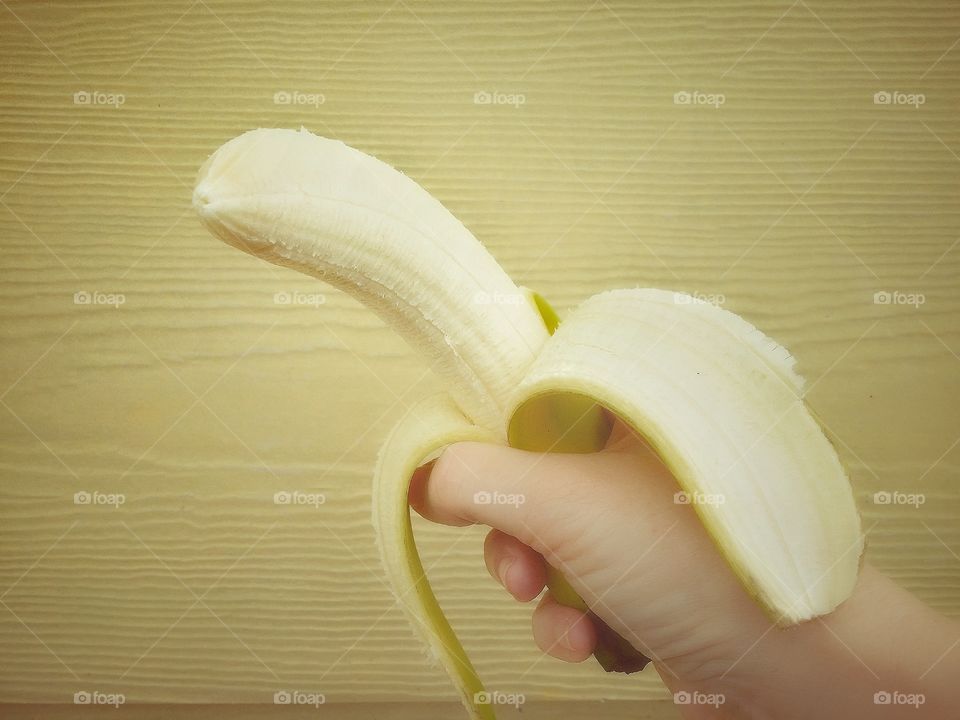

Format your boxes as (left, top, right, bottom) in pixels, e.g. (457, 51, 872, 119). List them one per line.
(1, 1, 958, 716)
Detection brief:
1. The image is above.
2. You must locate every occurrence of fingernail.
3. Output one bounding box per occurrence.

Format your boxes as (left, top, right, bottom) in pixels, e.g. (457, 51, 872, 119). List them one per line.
(497, 557, 515, 587)
(559, 632, 576, 651)
(558, 619, 583, 651)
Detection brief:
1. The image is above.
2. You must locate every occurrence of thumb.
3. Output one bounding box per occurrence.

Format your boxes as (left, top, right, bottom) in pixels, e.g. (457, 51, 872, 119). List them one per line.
(409, 440, 609, 556)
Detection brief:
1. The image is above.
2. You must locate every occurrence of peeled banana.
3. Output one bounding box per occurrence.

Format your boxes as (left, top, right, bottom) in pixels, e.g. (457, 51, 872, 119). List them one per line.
(194, 127, 862, 720)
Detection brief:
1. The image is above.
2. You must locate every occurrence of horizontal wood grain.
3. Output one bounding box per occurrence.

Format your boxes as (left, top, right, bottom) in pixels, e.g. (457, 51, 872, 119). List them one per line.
(0, 702, 684, 720)
(1, 0, 958, 712)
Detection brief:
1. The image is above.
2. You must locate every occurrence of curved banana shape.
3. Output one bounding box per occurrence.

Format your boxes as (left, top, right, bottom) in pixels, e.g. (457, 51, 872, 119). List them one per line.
(193, 127, 548, 432)
(194, 127, 863, 720)
(508, 289, 861, 622)
(372, 393, 497, 720)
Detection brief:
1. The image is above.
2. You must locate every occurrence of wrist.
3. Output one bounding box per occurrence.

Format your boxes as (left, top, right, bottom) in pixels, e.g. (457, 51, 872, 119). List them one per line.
(699, 563, 960, 719)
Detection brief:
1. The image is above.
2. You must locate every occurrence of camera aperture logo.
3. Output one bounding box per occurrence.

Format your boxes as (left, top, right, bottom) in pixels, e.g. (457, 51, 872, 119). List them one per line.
(674, 90, 725, 108)
(74, 491, 125, 509)
(73, 91, 125, 108)
(873, 290, 924, 308)
(473, 690, 525, 708)
(672, 291, 726, 307)
(473, 490, 525, 508)
(74, 690, 125, 707)
(273, 690, 326, 707)
(674, 690, 725, 708)
(473, 290, 524, 306)
(674, 490, 725, 507)
(74, 291, 125, 308)
(273, 91, 325, 108)
(873, 91, 925, 108)
(874, 690, 925, 707)
(473, 90, 525, 108)
(273, 490, 326, 508)
(872, 491, 925, 508)
(273, 291, 326, 307)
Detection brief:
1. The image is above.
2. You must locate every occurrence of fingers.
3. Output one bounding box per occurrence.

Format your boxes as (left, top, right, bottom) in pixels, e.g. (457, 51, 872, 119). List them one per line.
(532, 592, 597, 662)
(410, 459, 454, 518)
(408, 440, 588, 549)
(482, 530, 595, 662)
(483, 529, 547, 602)
(412, 452, 600, 665)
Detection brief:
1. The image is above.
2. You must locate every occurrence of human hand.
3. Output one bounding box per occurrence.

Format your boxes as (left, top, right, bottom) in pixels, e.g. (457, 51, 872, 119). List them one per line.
(409, 419, 960, 718)
(410, 419, 775, 683)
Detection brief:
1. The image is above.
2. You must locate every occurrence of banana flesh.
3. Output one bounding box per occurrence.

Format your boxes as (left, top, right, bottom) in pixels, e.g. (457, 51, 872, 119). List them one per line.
(194, 127, 548, 432)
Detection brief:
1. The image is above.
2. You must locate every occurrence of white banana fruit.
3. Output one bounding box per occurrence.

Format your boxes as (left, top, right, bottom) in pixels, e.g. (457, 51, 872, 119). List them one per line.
(194, 127, 863, 720)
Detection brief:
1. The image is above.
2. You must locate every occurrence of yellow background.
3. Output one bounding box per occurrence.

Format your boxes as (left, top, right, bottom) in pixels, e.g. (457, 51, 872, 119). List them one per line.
(1, 1, 958, 717)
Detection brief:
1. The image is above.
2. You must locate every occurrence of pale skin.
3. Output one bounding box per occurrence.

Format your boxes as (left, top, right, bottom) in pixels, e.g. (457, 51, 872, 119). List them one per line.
(409, 419, 960, 719)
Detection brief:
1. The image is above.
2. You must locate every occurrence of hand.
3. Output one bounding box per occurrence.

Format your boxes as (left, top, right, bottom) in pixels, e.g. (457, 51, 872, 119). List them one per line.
(409, 419, 960, 718)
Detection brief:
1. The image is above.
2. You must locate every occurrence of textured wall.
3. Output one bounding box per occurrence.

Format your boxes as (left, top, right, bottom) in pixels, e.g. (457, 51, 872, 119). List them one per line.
(1, 1, 958, 717)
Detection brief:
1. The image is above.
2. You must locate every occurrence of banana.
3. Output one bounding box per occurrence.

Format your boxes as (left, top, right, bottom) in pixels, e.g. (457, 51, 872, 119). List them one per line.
(194, 127, 863, 719)
(193, 127, 548, 433)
